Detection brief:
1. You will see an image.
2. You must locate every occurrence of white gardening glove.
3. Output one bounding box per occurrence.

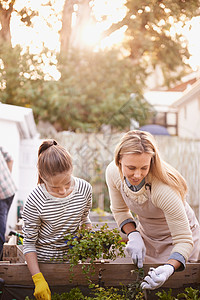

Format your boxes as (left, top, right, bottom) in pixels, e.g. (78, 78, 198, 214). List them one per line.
(125, 231, 146, 268)
(141, 264, 175, 290)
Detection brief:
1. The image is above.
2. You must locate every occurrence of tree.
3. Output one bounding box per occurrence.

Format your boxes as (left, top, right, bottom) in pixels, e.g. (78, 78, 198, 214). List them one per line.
(2, 0, 199, 132)
(0, 42, 58, 118)
(0, 43, 153, 132)
(0, 0, 38, 44)
(60, 0, 93, 54)
(54, 48, 153, 132)
(102, 0, 200, 86)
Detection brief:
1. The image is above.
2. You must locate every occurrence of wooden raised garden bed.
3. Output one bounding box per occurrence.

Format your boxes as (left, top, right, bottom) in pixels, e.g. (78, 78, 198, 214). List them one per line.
(0, 245, 200, 300)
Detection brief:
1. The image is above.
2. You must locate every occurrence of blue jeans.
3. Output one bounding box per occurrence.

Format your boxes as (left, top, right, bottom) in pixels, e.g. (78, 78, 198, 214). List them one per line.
(0, 195, 14, 258)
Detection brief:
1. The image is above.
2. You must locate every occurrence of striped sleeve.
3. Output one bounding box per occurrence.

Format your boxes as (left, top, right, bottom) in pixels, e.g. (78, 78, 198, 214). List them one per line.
(78, 179, 92, 225)
(22, 186, 45, 254)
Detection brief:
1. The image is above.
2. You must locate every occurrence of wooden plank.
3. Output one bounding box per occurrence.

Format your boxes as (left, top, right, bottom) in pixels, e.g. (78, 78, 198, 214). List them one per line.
(2, 244, 25, 263)
(0, 262, 200, 288)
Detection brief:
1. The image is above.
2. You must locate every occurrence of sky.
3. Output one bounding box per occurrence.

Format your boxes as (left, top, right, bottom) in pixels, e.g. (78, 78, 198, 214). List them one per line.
(10, 0, 200, 72)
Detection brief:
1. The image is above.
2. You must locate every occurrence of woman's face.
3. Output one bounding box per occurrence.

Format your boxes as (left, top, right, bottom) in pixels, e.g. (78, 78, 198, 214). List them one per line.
(43, 170, 74, 198)
(120, 152, 152, 186)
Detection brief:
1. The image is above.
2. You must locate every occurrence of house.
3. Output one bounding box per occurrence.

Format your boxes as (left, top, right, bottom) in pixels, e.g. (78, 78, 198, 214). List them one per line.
(171, 78, 200, 139)
(0, 103, 41, 234)
(144, 71, 200, 136)
(144, 91, 181, 135)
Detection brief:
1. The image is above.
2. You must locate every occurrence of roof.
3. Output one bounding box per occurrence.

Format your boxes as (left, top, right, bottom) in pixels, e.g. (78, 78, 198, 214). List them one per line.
(0, 103, 38, 139)
(144, 91, 182, 112)
(172, 78, 200, 107)
(167, 78, 197, 92)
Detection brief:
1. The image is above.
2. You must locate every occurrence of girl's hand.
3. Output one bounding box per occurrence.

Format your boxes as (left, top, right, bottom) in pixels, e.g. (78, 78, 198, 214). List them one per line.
(32, 272, 51, 300)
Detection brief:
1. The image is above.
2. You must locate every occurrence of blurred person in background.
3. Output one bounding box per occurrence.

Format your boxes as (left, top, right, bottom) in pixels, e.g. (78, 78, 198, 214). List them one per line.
(0, 146, 17, 260)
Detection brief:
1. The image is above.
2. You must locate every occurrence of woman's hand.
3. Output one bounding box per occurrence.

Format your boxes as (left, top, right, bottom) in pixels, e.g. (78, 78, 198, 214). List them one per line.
(125, 231, 146, 268)
(141, 264, 175, 290)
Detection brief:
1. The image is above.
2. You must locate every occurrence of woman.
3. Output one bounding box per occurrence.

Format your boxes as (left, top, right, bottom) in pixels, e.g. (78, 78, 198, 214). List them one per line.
(105, 130, 200, 290)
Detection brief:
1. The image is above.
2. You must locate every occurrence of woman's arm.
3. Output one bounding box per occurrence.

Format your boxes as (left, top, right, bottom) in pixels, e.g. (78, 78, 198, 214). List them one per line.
(166, 258, 181, 270)
(121, 222, 137, 234)
(152, 179, 193, 263)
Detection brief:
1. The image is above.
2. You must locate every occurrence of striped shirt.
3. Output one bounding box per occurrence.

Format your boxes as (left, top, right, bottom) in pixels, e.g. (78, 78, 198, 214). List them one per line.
(0, 147, 17, 199)
(22, 177, 92, 262)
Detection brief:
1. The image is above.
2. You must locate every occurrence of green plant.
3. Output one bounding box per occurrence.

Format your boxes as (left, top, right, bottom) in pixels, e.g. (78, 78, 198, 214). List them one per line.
(156, 288, 176, 300)
(90, 285, 126, 299)
(156, 287, 200, 300)
(25, 285, 131, 300)
(177, 287, 200, 299)
(63, 224, 126, 282)
(123, 268, 146, 300)
(25, 287, 90, 300)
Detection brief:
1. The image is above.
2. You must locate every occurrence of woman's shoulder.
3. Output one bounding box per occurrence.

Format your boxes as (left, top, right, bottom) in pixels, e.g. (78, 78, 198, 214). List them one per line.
(105, 160, 121, 189)
(150, 175, 180, 204)
(106, 160, 118, 174)
(151, 176, 174, 192)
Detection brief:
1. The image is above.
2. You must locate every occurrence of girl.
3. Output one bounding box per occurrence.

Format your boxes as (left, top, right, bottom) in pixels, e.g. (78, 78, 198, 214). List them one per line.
(22, 140, 92, 300)
(105, 130, 200, 290)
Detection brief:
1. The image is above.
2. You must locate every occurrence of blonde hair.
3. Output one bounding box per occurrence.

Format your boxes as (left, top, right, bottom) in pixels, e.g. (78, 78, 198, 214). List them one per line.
(37, 139, 73, 184)
(114, 130, 187, 201)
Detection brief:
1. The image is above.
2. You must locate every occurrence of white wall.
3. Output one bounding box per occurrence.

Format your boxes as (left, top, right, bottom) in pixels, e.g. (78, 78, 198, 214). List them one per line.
(178, 96, 200, 139)
(0, 119, 41, 235)
(18, 139, 43, 204)
(0, 120, 20, 233)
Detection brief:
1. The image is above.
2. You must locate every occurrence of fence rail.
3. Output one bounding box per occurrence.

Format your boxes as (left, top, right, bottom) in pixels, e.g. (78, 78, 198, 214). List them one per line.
(55, 132, 200, 220)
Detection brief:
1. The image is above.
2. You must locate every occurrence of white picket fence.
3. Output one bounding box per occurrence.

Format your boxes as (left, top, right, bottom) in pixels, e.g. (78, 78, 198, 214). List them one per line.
(51, 132, 200, 220)
(155, 136, 200, 220)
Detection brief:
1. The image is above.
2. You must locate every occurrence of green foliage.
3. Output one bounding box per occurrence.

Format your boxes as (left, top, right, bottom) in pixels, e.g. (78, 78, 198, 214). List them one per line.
(156, 287, 200, 300)
(63, 224, 126, 282)
(0, 43, 153, 132)
(124, 268, 145, 300)
(177, 287, 200, 299)
(25, 287, 88, 300)
(25, 286, 200, 300)
(25, 285, 135, 300)
(55, 48, 153, 132)
(103, 0, 200, 87)
(0, 43, 55, 107)
(90, 285, 127, 300)
(156, 288, 176, 300)
(25, 283, 146, 300)
(2, 0, 199, 131)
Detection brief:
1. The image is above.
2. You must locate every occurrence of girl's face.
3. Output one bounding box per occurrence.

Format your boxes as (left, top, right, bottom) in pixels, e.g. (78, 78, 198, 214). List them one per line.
(120, 152, 152, 186)
(43, 171, 74, 198)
